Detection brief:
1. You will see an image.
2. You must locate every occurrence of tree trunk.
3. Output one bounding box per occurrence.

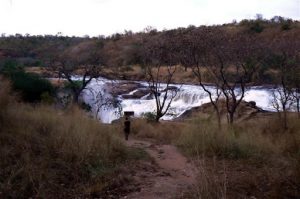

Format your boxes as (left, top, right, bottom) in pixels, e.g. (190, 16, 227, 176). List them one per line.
(155, 111, 161, 122)
(283, 110, 288, 130)
(155, 115, 160, 122)
(297, 99, 300, 119)
(229, 112, 234, 124)
(73, 91, 80, 104)
(282, 103, 288, 130)
(214, 108, 221, 129)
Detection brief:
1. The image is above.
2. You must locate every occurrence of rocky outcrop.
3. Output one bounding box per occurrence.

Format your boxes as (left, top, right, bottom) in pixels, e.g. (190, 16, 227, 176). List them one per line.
(177, 100, 268, 121)
(105, 82, 145, 97)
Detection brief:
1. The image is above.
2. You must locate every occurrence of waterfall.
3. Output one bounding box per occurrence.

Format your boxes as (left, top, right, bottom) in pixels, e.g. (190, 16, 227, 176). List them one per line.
(81, 77, 290, 123)
(82, 78, 121, 123)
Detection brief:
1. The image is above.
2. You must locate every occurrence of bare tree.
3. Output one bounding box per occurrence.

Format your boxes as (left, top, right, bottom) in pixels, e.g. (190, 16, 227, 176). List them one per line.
(180, 28, 223, 128)
(142, 35, 179, 122)
(267, 36, 299, 128)
(193, 66, 222, 127)
(203, 31, 262, 124)
(271, 86, 293, 129)
(292, 87, 300, 119)
(291, 58, 300, 119)
(48, 41, 104, 103)
(146, 65, 178, 122)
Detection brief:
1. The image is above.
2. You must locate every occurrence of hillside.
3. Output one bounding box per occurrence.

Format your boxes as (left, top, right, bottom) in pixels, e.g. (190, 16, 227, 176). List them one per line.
(1, 17, 300, 85)
(1, 15, 300, 198)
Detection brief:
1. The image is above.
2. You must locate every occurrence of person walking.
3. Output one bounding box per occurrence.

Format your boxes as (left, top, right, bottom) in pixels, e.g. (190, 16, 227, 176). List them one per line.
(124, 117, 131, 140)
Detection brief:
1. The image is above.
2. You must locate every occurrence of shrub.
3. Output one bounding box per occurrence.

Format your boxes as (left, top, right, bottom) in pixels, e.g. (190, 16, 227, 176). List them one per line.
(1, 63, 54, 102)
(249, 21, 264, 33)
(142, 111, 157, 122)
(32, 60, 43, 67)
(40, 91, 55, 104)
(281, 21, 292, 31)
(64, 80, 83, 90)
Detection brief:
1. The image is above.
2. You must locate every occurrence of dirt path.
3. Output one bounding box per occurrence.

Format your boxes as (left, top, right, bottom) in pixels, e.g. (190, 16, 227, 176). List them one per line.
(123, 139, 197, 199)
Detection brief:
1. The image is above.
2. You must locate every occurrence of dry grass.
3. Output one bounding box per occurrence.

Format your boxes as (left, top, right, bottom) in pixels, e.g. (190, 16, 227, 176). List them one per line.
(123, 112, 300, 161)
(102, 65, 199, 83)
(188, 155, 300, 199)
(0, 80, 137, 198)
(0, 79, 14, 125)
(126, 110, 300, 198)
(176, 115, 300, 198)
(188, 158, 227, 199)
(128, 118, 185, 144)
(4, 70, 298, 198)
(176, 116, 300, 159)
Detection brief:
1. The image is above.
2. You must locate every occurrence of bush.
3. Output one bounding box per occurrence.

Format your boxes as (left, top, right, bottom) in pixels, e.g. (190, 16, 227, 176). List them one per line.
(249, 21, 264, 33)
(64, 80, 83, 90)
(40, 91, 55, 104)
(142, 111, 157, 122)
(1, 63, 54, 102)
(281, 21, 292, 31)
(32, 60, 43, 67)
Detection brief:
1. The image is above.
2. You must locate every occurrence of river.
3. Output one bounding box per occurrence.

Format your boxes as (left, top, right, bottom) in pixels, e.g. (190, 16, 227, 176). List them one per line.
(80, 77, 293, 123)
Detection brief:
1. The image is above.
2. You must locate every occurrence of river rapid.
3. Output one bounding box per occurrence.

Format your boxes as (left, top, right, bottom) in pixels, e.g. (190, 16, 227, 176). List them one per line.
(80, 77, 289, 123)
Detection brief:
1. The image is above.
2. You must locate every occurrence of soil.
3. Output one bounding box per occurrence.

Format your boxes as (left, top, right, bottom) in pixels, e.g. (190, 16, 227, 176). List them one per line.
(99, 137, 300, 199)
(121, 139, 197, 199)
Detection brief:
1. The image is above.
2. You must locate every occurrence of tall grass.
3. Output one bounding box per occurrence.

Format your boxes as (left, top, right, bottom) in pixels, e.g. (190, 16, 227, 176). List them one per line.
(190, 159, 227, 199)
(0, 80, 131, 198)
(176, 117, 300, 160)
(130, 118, 184, 144)
(0, 79, 14, 125)
(176, 116, 300, 198)
(130, 112, 300, 198)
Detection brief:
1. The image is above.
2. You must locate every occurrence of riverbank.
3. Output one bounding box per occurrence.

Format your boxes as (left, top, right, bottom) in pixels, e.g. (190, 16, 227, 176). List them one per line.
(120, 113, 300, 198)
(0, 81, 145, 198)
(1, 76, 299, 198)
(25, 65, 279, 87)
(24, 67, 297, 124)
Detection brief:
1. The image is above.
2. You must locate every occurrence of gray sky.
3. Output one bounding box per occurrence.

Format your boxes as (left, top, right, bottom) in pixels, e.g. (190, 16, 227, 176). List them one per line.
(0, 0, 299, 36)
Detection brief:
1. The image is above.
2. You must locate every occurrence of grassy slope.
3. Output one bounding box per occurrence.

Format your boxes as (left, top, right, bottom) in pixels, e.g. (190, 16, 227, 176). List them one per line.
(1, 73, 299, 198)
(0, 79, 144, 198)
(130, 112, 300, 198)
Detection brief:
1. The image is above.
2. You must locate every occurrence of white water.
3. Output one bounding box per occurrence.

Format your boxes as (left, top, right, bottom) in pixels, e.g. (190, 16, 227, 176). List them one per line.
(81, 77, 280, 123)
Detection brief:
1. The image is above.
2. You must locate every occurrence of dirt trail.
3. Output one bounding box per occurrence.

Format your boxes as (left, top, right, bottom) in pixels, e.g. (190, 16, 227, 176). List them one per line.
(123, 139, 197, 199)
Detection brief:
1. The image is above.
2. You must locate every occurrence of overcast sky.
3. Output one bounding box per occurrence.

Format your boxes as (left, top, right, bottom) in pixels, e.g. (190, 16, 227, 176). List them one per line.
(0, 0, 299, 36)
